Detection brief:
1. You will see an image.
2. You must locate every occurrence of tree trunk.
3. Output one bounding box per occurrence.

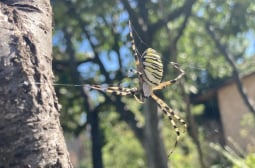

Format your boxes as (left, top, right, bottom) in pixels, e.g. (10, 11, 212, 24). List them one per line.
(89, 110, 104, 168)
(144, 98, 168, 168)
(0, 1, 73, 167)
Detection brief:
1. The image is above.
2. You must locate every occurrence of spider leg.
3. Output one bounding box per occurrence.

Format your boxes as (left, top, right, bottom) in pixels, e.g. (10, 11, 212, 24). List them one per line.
(129, 20, 146, 101)
(133, 95, 145, 104)
(85, 84, 137, 95)
(85, 84, 144, 103)
(128, 68, 142, 78)
(129, 20, 140, 68)
(151, 93, 187, 157)
(153, 62, 185, 91)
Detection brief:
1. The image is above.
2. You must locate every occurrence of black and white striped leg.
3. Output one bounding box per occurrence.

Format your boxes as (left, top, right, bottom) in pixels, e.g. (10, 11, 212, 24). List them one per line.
(151, 93, 187, 157)
(152, 62, 185, 91)
(85, 84, 145, 103)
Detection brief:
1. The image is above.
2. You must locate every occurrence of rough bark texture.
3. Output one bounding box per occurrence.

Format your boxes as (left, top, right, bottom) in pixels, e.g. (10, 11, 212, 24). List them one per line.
(0, 0, 73, 167)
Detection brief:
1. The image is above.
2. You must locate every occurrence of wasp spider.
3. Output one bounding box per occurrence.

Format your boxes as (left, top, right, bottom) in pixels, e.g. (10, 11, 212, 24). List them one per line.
(87, 20, 187, 157)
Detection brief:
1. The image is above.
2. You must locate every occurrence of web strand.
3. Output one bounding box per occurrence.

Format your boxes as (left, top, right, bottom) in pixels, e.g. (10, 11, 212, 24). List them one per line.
(20, 63, 207, 88)
(23, 81, 84, 87)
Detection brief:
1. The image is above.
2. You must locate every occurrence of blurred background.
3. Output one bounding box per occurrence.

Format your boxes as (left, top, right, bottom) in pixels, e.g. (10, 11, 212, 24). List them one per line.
(51, 0, 255, 167)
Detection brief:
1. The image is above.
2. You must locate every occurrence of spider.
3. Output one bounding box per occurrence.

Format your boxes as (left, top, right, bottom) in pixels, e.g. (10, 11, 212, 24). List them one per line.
(86, 20, 187, 157)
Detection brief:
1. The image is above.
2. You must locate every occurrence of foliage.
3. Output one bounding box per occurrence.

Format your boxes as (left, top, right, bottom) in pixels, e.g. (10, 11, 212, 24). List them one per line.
(210, 143, 255, 168)
(52, 0, 255, 167)
(101, 113, 145, 168)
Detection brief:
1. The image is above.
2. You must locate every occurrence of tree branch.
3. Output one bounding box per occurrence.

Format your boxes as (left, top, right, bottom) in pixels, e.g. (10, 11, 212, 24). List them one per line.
(151, 0, 197, 34)
(121, 0, 147, 43)
(206, 23, 255, 116)
(64, 0, 111, 83)
(101, 93, 145, 146)
(173, 7, 191, 45)
(52, 59, 94, 69)
(115, 98, 145, 146)
(101, 16, 124, 77)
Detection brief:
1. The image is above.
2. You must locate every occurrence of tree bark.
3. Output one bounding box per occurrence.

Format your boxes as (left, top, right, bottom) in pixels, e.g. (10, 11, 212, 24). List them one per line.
(144, 98, 168, 168)
(0, 0, 73, 167)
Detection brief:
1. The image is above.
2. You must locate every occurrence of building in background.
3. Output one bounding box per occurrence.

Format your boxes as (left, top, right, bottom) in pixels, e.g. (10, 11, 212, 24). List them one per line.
(192, 71, 255, 153)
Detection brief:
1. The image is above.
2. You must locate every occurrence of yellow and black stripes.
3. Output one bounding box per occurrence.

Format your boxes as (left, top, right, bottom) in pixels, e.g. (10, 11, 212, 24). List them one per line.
(86, 20, 187, 158)
(151, 93, 187, 157)
(153, 62, 185, 91)
(86, 85, 139, 96)
(142, 48, 163, 86)
(86, 84, 145, 103)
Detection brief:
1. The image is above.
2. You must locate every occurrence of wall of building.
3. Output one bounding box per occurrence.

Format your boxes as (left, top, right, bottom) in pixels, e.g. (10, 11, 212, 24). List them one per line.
(217, 73, 255, 152)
